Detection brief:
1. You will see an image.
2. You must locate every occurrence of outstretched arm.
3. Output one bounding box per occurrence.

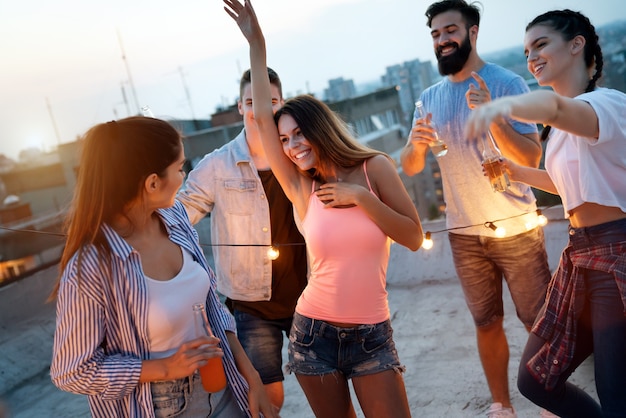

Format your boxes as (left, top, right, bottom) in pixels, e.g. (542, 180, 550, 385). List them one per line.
(223, 0, 305, 204)
(465, 89, 599, 142)
(503, 159, 559, 195)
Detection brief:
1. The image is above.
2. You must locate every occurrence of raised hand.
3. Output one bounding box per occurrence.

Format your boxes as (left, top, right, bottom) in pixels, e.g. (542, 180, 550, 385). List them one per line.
(465, 71, 492, 109)
(223, 0, 262, 44)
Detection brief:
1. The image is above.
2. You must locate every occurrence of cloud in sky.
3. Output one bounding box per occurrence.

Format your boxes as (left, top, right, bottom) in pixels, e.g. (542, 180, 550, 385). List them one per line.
(0, 0, 623, 159)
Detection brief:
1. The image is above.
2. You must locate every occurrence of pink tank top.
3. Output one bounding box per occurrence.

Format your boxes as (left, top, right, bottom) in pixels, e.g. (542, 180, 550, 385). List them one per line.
(298, 160, 391, 324)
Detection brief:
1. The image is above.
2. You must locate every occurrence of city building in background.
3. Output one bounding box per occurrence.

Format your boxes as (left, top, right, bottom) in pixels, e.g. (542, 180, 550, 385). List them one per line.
(381, 58, 441, 126)
(1, 19, 624, 284)
(324, 77, 357, 102)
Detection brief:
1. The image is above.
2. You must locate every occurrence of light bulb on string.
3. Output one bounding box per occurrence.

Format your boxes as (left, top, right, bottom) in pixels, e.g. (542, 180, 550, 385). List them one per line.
(537, 209, 548, 226)
(422, 232, 433, 250)
(485, 222, 506, 238)
(267, 245, 280, 261)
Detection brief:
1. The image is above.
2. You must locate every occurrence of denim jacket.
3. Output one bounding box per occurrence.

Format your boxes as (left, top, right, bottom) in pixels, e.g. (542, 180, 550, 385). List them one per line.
(178, 130, 273, 301)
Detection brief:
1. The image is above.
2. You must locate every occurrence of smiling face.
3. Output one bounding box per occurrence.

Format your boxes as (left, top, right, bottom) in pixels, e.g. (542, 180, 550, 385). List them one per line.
(524, 24, 577, 92)
(277, 114, 317, 171)
(430, 10, 474, 76)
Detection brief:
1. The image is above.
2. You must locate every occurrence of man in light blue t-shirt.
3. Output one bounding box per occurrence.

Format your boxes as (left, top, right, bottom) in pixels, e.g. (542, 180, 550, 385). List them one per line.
(400, 1, 552, 417)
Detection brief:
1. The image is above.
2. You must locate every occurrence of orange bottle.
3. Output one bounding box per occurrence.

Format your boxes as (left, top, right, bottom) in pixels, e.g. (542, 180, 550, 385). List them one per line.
(192, 303, 227, 392)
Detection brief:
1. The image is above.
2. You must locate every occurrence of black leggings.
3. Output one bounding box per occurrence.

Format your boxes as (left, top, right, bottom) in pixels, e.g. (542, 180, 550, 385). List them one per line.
(517, 267, 626, 417)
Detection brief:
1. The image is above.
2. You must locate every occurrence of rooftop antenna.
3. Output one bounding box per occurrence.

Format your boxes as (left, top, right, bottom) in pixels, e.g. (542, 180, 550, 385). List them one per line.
(120, 82, 131, 117)
(116, 28, 141, 114)
(45, 97, 62, 146)
(178, 66, 199, 124)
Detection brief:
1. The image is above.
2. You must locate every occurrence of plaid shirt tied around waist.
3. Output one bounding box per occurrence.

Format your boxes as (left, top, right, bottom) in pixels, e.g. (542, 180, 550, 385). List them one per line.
(527, 237, 626, 390)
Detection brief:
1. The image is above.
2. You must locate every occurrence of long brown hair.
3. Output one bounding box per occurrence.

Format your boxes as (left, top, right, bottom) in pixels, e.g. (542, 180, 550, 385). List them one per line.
(50, 116, 182, 298)
(274, 95, 388, 181)
(527, 10, 604, 141)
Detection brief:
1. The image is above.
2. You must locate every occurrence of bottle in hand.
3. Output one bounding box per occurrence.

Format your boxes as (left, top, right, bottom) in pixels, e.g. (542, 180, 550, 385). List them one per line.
(481, 131, 510, 192)
(415, 100, 448, 157)
(192, 302, 227, 393)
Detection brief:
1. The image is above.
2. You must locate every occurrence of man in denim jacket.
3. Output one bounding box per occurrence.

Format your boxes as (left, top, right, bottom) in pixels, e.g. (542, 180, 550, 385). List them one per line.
(178, 68, 307, 412)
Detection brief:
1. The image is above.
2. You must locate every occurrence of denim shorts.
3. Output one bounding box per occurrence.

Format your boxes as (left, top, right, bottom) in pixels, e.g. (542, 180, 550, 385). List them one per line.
(449, 227, 551, 328)
(234, 309, 293, 384)
(151, 372, 244, 418)
(285, 312, 404, 379)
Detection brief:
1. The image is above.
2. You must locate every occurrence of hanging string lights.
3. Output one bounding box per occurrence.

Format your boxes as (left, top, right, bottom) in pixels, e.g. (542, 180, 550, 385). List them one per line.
(1, 207, 558, 257)
(420, 207, 556, 250)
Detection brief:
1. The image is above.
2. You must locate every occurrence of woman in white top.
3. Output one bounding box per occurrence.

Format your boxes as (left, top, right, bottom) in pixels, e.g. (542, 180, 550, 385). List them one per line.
(465, 10, 626, 418)
(50, 116, 276, 418)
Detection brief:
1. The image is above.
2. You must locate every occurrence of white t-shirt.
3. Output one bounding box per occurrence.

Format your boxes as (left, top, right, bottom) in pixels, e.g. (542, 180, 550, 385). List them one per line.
(420, 63, 539, 237)
(545, 88, 626, 217)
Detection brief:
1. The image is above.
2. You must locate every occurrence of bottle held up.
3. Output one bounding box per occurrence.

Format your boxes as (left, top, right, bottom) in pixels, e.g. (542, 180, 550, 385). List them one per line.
(415, 100, 448, 157)
(481, 131, 510, 192)
(192, 302, 227, 393)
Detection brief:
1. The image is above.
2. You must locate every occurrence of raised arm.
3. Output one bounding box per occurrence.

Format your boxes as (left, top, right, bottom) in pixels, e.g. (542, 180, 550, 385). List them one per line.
(504, 159, 559, 195)
(223, 0, 304, 203)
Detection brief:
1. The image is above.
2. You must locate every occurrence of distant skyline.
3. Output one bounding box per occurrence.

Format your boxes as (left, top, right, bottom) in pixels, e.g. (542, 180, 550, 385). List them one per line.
(1, 0, 624, 160)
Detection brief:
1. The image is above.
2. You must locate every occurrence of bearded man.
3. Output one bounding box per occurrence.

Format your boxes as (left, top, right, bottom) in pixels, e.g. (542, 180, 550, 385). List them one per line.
(400, 1, 552, 417)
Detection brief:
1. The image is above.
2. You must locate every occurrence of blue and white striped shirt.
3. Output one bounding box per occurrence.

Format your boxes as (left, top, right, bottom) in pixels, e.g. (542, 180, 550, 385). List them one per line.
(51, 201, 251, 417)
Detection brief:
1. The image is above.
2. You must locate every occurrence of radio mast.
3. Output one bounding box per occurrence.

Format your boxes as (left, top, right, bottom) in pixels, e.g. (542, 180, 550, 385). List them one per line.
(116, 29, 141, 115)
(45, 97, 62, 146)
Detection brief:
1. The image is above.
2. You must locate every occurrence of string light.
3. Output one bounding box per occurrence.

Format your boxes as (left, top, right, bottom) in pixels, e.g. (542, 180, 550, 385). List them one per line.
(485, 222, 506, 238)
(421, 232, 433, 250)
(419, 206, 557, 250)
(2, 206, 558, 255)
(267, 246, 280, 260)
(537, 209, 548, 226)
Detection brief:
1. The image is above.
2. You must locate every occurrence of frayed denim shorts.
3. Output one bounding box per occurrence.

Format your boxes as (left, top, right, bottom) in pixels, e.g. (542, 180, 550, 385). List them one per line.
(285, 312, 405, 379)
(234, 309, 292, 384)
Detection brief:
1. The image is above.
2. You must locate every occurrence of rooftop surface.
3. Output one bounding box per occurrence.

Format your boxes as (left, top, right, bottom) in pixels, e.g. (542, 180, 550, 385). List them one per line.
(0, 207, 597, 417)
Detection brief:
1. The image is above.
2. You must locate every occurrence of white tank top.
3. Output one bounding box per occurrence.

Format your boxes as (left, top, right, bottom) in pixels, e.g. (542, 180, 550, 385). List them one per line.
(146, 247, 210, 358)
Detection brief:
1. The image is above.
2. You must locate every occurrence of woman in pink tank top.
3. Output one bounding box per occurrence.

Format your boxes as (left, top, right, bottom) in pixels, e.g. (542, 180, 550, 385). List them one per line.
(225, 2, 424, 417)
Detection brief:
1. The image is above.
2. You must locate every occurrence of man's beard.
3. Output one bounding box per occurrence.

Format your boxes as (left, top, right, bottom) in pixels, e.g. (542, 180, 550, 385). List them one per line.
(436, 34, 472, 75)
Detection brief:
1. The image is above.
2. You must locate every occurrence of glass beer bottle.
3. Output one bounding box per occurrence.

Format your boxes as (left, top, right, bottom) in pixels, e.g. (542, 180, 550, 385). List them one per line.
(415, 100, 448, 157)
(481, 131, 510, 192)
(192, 302, 227, 393)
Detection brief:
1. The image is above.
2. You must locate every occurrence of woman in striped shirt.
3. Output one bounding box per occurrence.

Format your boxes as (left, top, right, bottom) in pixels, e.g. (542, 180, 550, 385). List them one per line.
(50, 117, 277, 418)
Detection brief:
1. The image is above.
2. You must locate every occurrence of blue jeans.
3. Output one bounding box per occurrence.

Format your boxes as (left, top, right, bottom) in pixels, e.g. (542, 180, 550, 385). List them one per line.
(234, 309, 292, 384)
(448, 227, 551, 327)
(518, 219, 626, 418)
(151, 372, 244, 418)
(285, 312, 404, 378)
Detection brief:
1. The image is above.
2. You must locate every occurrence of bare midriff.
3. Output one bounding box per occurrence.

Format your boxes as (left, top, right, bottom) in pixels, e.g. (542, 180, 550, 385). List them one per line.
(568, 202, 626, 228)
